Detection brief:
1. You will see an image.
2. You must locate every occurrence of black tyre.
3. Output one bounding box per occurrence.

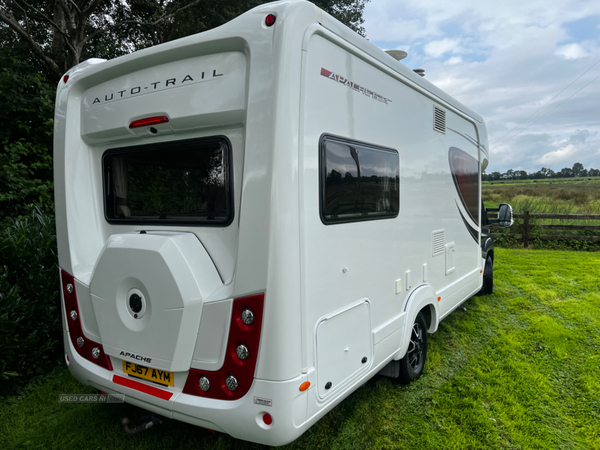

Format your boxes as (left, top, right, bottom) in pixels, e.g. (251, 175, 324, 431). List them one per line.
(398, 313, 428, 384)
(477, 256, 494, 296)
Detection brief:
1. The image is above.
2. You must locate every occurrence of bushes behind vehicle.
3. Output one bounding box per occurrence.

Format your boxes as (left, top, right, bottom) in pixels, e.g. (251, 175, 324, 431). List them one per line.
(0, 205, 61, 395)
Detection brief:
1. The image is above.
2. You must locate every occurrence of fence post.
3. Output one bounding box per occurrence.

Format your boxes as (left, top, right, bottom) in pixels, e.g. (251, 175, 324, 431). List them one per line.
(523, 211, 530, 248)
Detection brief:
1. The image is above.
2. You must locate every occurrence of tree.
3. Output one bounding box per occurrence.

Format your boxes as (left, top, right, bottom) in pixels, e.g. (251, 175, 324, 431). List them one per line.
(315, 0, 368, 35)
(0, 0, 369, 82)
(559, 167, 573, 178)
(572, 162, 584, 177)
(1, 0, 105, 80)
(0, 0, 202, 80)
(0, 26, 55, 219)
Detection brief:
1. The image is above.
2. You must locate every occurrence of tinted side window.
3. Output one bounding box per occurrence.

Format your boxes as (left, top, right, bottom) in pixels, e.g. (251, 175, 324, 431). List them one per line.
(449, 147, 479, 225)
(320, 136, 399, 224)
(104, 137, 232, 226)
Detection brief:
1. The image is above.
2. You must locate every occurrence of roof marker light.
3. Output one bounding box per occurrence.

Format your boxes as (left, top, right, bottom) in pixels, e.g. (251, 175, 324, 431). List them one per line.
(265, 14, 276, 27)
(129, 116, 169, 129)
(63, 75, 69, 83)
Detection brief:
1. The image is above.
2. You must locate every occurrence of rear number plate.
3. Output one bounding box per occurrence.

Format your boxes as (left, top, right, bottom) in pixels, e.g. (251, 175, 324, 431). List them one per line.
(123, 361, 174, 387)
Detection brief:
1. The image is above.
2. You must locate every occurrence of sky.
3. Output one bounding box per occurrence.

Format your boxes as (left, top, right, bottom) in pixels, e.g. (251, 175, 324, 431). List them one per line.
(362, 0, 600, 174)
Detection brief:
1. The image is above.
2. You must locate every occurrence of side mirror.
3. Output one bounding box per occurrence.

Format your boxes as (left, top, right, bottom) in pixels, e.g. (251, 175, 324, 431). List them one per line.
(498, 203, 513, 228)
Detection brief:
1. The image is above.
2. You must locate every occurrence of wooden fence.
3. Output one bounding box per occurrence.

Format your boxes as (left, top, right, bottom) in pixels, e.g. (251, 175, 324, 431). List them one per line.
(488, 212, 600, 247)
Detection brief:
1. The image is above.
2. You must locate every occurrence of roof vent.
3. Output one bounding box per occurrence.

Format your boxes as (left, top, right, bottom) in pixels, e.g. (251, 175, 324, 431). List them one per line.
(434, 106, 446, 134)
(413, 68, 425, 77)
(385, 50, 408, 61)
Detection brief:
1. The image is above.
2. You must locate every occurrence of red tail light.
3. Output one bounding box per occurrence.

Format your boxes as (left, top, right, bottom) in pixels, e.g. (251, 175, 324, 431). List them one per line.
(60, 270, 113, 371)
(129, 116, 169, 129)
(183, 294, 265, 400)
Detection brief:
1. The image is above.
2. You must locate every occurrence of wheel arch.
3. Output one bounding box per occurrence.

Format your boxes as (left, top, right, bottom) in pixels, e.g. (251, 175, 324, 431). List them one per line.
(419, 303, 437, 334)
(395, 285, 438, 360)
(481, 235, 494, 262)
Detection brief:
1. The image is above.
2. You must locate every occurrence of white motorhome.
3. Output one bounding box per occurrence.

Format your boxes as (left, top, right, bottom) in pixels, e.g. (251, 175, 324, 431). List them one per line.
(54, 0, 512, 445)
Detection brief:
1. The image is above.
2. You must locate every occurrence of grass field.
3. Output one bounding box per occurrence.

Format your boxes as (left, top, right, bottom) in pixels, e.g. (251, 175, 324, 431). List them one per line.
(482, 177, 600, 250)
(482, 177, 600, 214)
(1, 248, 599, 450)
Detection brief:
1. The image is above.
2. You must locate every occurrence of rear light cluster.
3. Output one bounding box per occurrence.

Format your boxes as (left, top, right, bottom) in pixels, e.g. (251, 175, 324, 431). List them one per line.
(60, 270, 113, 371)
(183, 294, 264, 400)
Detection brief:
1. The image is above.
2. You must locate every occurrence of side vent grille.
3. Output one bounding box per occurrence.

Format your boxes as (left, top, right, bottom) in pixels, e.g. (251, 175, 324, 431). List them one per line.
(432, 229, 445, 256)
(434, 106, 446, 133)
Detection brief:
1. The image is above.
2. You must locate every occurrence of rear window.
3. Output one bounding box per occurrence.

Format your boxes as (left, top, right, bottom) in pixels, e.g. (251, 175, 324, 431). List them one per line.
(320, 135, 399, 224)
(103, 137, 232, 225)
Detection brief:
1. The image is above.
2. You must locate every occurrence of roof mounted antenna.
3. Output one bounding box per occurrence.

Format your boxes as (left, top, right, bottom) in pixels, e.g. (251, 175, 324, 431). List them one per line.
(385, 50, 408, 61)
(413, 68, 425, 77)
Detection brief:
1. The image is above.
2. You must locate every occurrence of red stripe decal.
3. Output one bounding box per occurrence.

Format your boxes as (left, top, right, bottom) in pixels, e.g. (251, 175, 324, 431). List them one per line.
(113, 375, 173, 400)
(320, 67, 332, 77)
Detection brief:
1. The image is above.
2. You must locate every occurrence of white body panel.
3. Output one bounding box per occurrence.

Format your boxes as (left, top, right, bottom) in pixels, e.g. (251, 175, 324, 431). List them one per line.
(54, 0, 489, 446)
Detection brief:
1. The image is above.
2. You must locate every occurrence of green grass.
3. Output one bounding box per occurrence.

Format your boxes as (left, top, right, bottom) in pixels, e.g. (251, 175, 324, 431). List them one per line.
(483, 177, 600, 215)
(2, 249, 599, 449)
(482, 177, 600, 250)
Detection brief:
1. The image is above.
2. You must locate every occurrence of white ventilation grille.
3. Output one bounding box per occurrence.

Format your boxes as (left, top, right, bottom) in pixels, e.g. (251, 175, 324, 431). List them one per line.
(432, 229, 445, 256)
(434, 106, 446, 133)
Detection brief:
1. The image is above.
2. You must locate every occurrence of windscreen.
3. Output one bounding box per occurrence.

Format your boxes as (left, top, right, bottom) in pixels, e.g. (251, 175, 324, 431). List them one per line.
(104, 137, 232, 225)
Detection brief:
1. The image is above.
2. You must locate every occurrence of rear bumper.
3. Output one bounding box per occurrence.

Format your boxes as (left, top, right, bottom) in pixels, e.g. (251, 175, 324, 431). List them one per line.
(63, 330, 310, 446)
